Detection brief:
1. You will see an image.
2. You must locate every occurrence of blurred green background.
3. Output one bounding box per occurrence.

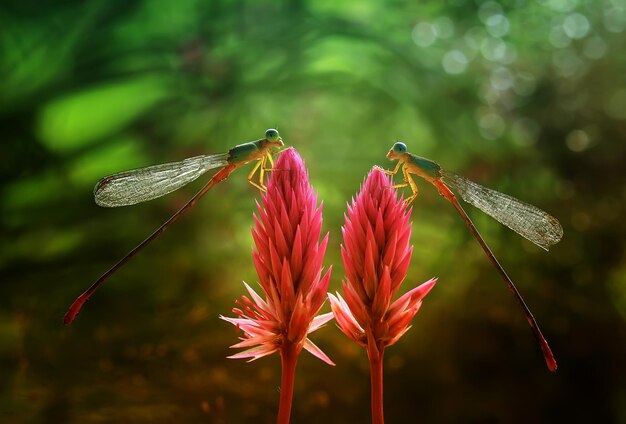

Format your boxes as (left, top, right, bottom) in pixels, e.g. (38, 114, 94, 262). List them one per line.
(1, 0, 625, 422)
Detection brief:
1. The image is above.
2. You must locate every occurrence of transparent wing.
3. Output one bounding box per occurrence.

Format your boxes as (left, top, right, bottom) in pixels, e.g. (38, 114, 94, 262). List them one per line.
(94, 153, 229, 207)
(440, 170, 563, 250)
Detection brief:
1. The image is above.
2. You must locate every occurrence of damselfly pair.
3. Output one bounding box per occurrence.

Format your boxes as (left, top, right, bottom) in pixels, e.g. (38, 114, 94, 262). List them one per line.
(64, 129, 563, 371)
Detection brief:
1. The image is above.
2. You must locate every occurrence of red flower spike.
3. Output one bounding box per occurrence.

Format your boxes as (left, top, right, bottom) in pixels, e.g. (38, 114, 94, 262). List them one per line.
(221, 148, 334, 365)
(221, 148, 334, 423)
(328, 166, 437, 424)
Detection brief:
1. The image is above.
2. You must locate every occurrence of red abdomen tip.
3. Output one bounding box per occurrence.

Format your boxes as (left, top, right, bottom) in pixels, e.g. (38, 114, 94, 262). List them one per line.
(63, 296, 87, 325)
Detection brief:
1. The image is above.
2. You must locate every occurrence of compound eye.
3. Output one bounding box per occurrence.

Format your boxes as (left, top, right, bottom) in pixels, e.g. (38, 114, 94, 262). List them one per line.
(265, 128, 280, 141)
(393, 142, 407, 153)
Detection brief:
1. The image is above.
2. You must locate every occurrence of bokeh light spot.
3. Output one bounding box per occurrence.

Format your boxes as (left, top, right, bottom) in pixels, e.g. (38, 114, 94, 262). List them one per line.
(513, 71, 537, 96)
(565, 129, 591, 152)
(478, 1, 503, 24)
(486, 14, 510, 37)
(549, 25, 572, 48)
(442, 50, 469, 74)
(412, 22, 437, 47)
(490, 67, 513, 90)
(541, 0, 578, 13)
(563, 13, 590, 39)
(434, 16, 455, 38)
(604, 7, 626, 33)
(480, 37, 506, 61)
(464, 26, 486, 50)
(478, 111, 506, 139)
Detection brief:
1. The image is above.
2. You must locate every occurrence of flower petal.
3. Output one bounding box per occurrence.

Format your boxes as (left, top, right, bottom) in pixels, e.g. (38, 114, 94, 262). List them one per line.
(309, 311, 334, 333)
(328, 292, 365, 344)
(230, 334, 278, 349)
(243, 282, 269, 312)
(227, 344, 279, 362)
(303, 338, 335, 366)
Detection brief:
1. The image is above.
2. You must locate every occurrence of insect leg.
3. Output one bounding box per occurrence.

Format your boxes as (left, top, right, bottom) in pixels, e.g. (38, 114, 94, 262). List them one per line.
(399, 166, 419, 205)
(258, 155, 268, 191)
(390, 164, 410, 189)
(382, 161, 402, 176)
(271, 148, 288, 156)
(247, 159, 266, 192)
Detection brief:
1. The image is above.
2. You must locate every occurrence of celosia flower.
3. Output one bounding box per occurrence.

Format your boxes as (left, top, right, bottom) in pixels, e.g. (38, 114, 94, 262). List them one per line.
(221, 148, 333, 423)
(221, 282, 333, 364)
(328, 166, 436, 424)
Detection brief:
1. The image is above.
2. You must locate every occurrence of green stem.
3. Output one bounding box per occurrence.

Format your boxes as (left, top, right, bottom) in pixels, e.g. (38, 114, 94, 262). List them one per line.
(367, 335, 385, 424)
(277, 342, 300, 424)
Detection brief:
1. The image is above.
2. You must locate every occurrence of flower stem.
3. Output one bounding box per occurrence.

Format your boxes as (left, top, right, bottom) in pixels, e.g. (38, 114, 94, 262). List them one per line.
(277, 342, 300, 424)
(367, 335, 385, 424)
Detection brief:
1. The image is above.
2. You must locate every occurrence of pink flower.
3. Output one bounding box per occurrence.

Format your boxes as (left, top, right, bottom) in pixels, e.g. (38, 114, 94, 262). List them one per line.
(329, 167, 436, 349)
(328, 166, 436, 424)
(222, 148, 334, 423)
(221, 148, 334, 365)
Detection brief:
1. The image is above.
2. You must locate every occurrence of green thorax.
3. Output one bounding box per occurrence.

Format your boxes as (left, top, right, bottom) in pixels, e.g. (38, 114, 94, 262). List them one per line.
(227, 140, 265, 164)
(406, 153, 441, 179)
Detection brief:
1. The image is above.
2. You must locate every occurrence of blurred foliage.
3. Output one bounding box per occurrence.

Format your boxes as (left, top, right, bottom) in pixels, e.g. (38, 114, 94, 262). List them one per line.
(1, 0, 626, 422)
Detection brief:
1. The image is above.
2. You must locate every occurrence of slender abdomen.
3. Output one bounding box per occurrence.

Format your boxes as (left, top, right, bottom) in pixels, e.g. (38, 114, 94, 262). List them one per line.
(211, 163, 240, 183)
